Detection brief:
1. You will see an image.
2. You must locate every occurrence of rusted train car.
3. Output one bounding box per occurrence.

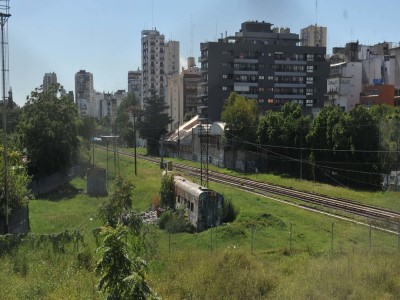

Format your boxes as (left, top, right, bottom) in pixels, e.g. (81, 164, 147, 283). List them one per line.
(174, 175, 223, 231)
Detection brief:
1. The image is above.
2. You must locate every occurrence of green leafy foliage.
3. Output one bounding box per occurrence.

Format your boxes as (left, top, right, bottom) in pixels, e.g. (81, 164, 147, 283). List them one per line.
(0, 147, 32, 220)
(95, 225, 157, 300)
(137, 90, 172, 155)
(221, 92, 259, 147)
(17, 84, 81, 176)
(257, 102, 309, 176)
(159, 209, 195, 233)
(98, 176, 141, 230)
(159, 172, 175, 209)
(78, 116, 96, 141)
(114, 93, 139, 147)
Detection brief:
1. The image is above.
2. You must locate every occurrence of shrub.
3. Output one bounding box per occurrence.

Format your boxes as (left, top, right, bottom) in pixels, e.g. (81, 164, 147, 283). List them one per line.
(76, 247, 93, 270)
(159, 173, 175, 209)
(159, 209, 195, 233)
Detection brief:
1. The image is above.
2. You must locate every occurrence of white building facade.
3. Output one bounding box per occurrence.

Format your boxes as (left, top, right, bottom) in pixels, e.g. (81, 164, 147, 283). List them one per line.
(327, 62, 362, 111)
(141, 29, 179, 108)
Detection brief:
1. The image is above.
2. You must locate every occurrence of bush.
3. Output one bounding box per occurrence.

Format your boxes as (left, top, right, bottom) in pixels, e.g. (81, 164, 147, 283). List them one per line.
(76, 247, 93, 270)
(159, 210, 195, 233)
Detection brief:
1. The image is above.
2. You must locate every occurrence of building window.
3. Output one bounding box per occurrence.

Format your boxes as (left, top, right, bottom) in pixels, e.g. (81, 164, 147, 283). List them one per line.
(307, 54, 314, 61)
(222, 86, 228, 91)
(306, 88, 314, 95)
(259, 75, 264, 80)
(259, 87, 265, 92)
(307, 65, 314, 72)
(267, 98, 273, 104)
(268, 76, 274, 80)
(306, 77, 313, 84)
(306, 99, 313, 107)
(222, 74, 228, 79)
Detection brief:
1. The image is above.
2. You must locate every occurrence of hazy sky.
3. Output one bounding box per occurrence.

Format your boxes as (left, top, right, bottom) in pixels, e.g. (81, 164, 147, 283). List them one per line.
(7, 0, 400, 106)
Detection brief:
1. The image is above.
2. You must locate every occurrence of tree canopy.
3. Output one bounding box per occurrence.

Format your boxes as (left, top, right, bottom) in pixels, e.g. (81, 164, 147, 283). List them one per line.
(114, 93, 140, 147)
(138, 90, 171, 155)
(221, 92, 259, 147)
(17, 84, 81, 176)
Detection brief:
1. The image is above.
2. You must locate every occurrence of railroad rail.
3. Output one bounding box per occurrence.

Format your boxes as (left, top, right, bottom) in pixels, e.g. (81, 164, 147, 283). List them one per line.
(99, 146, 400, 229)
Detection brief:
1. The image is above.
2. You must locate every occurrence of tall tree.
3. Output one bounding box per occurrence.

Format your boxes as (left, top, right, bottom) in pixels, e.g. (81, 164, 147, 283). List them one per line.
(114, 93, 139, 147)
(221, 92, 259, 147)
(17, 84, 81, 176)
(307, 106, 346, 182)
(137, 90, 171, 155)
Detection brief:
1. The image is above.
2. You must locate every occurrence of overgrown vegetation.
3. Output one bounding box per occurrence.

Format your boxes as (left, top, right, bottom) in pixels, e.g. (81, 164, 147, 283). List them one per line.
(222, 92, 400, 190)
(96, 176, 157, 299)
(159, 172, 175, 209)
(1, 147, 399, 299)
(17, 83, 81, 176)
(158, 209, 195, 233)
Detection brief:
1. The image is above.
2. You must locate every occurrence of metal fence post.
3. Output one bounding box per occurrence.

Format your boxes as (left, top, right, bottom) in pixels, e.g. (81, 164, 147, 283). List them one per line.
(290, 222, 293, 249)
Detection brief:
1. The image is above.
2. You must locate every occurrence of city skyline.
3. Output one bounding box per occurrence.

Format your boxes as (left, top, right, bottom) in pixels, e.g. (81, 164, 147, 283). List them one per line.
(8, 0, 400, 106)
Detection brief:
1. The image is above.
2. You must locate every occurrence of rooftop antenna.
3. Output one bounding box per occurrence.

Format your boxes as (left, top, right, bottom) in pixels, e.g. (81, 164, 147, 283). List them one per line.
(190, 14, 193, 57)
(151, 0, 154, 29)
(315, 0, 318, 26)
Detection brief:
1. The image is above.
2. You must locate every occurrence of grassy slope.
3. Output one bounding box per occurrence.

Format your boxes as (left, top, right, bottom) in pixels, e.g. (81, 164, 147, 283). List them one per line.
(2, 147, 400, 299)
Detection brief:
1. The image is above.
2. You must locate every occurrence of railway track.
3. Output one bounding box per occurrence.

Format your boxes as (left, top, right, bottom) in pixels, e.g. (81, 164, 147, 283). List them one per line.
(102, 146, 400, 229)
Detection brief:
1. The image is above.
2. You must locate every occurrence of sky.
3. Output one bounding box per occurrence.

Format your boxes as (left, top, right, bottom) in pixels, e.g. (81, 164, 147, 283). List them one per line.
(6, 0, 400, 107)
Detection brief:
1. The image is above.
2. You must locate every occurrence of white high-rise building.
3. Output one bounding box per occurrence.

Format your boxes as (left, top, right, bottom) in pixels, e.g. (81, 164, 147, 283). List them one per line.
(141, 29, 179, 107)
(43, 72, 57, 92)
(301, 25, 327, 47)
(75, 70, 94, 117)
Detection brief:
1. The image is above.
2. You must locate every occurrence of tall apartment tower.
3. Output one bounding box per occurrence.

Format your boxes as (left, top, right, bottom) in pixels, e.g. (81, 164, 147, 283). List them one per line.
(199, 21, 329, 121)
(128, 69, 142, 102)
(75, 70, 94, 117)
(141, 29, 179, 107)
(300, 25, 327, 47)
(43, 72, 57, 92)
(165, 40, 180, 76)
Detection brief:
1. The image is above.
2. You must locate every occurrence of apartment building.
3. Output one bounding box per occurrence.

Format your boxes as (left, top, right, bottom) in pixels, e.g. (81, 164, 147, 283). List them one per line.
(300, 24, 327, 47)
(327, 61, 362, 111)
(128, 69, 142, 101)
(141, 29, 179, 107)
(199, 21, 329, 121)
(43, 72, 57, 92)
(75, 70, 94, 117)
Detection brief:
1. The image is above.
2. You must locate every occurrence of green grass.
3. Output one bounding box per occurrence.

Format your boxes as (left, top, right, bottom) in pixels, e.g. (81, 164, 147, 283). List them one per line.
(150, 149, 400, 211)
(1, 146, 400, 299)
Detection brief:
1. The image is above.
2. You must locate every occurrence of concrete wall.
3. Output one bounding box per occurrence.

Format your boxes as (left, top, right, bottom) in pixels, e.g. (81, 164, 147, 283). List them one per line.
(87, 167, 107, 196)
(0, 206, 30, 235)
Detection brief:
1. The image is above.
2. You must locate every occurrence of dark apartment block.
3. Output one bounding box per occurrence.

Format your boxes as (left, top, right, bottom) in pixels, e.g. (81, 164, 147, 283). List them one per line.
(199, 21, 329, 121)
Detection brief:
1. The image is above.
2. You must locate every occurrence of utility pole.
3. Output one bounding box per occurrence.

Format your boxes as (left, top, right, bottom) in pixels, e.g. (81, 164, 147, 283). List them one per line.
(199, 117, 209, 187)
(1, 2, 11, 234)
(133, 111, 137, 175)
(177, 121, 180, 159)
